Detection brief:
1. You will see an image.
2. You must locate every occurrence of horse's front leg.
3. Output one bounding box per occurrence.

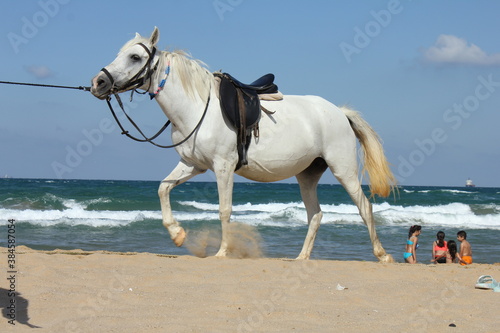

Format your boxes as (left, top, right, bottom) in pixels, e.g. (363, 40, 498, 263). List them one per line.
(213, 162, 235, 257)
(159, 160, 205, 247)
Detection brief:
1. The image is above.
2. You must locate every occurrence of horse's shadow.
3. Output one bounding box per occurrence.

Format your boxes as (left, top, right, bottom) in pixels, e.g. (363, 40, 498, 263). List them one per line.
(0, 287, 40, 328)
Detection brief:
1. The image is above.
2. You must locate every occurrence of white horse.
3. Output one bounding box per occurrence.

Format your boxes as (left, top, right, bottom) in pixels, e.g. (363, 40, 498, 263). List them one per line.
(91, 28, 396, 262)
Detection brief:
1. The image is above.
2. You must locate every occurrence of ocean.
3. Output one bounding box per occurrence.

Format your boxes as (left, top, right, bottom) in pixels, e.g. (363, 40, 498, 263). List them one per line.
(0, 178, 499, 263)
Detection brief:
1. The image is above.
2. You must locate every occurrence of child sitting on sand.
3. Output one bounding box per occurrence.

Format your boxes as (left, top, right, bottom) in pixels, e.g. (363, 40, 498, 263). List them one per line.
(446, 240, 458, 263)
(404, 225, 421, 264)
(431, 231, 448, 264)
(456, 230, 472, 265)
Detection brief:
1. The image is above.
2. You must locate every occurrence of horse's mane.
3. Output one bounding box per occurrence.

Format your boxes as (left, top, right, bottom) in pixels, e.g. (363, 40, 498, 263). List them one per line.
(163, 50, 212, 101)
(120, 35, 212, 101)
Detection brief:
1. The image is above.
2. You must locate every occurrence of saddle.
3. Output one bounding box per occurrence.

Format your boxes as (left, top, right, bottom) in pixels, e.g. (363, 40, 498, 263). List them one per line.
(216, 72, 278, 170)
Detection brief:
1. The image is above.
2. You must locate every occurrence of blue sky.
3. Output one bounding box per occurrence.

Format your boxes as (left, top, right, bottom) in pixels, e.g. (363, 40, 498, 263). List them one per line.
(1, 0, 500, 187)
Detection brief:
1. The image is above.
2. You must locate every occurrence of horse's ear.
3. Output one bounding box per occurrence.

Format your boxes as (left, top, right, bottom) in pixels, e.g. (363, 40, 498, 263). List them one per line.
(150, 27, 160, 46)
(135, 32, 141, 39)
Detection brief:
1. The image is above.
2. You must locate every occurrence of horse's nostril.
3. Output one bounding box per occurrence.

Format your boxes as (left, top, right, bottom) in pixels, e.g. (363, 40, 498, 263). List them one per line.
(97, 79, 106, 87)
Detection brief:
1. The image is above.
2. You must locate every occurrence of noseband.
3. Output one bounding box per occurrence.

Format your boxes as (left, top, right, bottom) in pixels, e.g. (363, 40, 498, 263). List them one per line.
(100, 43, 158, 95)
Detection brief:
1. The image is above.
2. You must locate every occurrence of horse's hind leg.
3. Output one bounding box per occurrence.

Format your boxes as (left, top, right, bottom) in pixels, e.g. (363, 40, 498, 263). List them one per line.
(158, 159, 205, 247)
(296, 158, 328, 260)
(328, 160, 394, 263)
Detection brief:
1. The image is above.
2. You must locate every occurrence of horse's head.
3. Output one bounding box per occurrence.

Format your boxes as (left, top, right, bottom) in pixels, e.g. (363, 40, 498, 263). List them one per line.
(91, 27, 161, 99)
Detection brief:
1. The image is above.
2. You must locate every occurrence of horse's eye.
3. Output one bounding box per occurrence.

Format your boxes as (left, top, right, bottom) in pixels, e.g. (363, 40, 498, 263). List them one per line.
(131, 54, 141, 61)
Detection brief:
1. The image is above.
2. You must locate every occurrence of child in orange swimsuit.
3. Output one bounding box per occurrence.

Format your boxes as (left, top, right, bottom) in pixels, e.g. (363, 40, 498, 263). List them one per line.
(457, 230, 472, 265)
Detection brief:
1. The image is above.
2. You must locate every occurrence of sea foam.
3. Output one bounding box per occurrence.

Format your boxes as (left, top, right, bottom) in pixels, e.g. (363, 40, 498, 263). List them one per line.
(1, 200, 499, 230)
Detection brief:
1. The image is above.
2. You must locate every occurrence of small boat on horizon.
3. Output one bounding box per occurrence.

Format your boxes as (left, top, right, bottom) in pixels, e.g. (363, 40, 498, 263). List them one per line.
(465, 178, 475, 187)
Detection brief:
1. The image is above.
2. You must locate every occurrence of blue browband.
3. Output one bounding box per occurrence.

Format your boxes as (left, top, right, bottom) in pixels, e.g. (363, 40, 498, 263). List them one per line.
(149, 59, 171, 99)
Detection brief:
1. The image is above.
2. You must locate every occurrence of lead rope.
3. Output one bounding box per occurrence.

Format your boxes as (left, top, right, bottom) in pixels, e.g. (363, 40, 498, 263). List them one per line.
(0, 80, 90, 91)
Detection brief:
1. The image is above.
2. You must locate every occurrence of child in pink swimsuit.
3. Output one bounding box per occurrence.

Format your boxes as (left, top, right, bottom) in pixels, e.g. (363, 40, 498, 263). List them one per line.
(431, 231, 448, 264)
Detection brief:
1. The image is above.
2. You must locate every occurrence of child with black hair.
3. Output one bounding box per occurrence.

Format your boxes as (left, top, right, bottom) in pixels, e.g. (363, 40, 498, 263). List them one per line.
(431, 230, 448, 264)
(457, 230, 472, 265)
(404, 225, 421, 264)
(446, 240, 458, 263)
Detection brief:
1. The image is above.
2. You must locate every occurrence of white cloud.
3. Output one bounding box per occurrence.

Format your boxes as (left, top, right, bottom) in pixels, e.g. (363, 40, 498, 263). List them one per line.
(422, 34, 500, 66)
(24, 65, 54, 79)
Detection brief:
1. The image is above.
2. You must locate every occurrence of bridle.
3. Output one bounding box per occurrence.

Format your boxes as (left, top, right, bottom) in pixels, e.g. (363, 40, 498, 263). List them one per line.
(100, 43, 158, 95)
(99, 43, 211, 149)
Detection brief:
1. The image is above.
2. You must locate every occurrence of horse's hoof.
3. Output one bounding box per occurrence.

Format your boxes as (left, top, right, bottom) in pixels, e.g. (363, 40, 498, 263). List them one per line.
(295, 254, 310, 260)
(173, 227, 186, 247)
(379, 253, 395, 263)
(215, 249, 227, 257)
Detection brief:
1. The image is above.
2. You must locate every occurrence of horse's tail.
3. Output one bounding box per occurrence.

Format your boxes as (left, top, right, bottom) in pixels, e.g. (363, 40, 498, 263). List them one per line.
(341, 106, 397, 198)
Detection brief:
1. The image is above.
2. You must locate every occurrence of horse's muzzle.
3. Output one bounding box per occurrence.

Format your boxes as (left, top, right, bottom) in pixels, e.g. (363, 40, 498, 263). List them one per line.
(90, 71, 112, 99)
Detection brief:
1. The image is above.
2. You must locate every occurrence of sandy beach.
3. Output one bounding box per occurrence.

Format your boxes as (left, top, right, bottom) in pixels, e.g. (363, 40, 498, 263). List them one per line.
(1, 246, 499, 333)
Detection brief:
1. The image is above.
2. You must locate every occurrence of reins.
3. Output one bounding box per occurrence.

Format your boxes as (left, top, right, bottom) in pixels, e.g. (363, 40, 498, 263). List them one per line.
(106, 87, 211, 149)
